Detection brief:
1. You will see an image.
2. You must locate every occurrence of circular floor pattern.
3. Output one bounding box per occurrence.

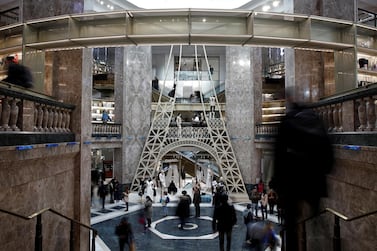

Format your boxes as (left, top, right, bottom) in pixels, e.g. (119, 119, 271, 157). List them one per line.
(149, 216, 219, 240)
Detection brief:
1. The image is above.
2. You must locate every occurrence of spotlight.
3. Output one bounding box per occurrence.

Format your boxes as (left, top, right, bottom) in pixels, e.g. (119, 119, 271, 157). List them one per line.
(262, 5, 271, 11)
(272, 1, 280, 7)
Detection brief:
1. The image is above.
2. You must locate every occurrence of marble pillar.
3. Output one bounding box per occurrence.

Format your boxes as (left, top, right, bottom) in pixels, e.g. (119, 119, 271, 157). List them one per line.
(225, 47, 263, 185)
(286, 0, 357, 101)
(113, 46, 152, 184)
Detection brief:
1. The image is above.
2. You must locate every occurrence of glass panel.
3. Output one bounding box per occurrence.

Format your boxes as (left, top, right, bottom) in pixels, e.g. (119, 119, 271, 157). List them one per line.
(25, 18, 70, 44)
(356, 25, 377, 50)
(334, 48, 356, 91)
(23, 48, 45, 93)
(133, 16, 188, 35)
(253, 12, 309, 39)
(311, 18, 354, 45)
(71, 12, 127, 38)
(191, 16, 246, 35)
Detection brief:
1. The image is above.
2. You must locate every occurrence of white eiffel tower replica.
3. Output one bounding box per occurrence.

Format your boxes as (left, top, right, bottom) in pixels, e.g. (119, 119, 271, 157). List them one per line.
(131, 45, 248, 201)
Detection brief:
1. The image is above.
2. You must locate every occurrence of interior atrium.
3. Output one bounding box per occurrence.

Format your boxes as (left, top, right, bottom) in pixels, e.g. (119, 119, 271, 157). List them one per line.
(0, 1, 376, 251)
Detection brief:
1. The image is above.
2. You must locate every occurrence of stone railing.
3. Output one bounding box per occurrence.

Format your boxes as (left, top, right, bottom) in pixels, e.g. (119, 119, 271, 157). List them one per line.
(0, 81, 75, 133)
(166, 127, 210, 139)
(92, 122, 122, 138)
(255, 123, 280, 136)
(311, 84, 377, 133)
(255, 84, 377, 142)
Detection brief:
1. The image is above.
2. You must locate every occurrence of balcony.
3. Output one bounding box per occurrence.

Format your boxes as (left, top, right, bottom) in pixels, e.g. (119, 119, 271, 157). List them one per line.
(255, 83, 377, 147)
(91, 121, 122, 139)
(0, 81, 75, 146)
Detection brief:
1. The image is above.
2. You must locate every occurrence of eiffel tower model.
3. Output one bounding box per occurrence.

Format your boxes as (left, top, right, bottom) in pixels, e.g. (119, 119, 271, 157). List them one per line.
(131, 45, 248, 201)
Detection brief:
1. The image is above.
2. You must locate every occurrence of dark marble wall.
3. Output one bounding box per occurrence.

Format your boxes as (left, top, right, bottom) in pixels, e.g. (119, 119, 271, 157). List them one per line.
(0, 144, 80, 250)
(307, 145, 377, 251)
(294, 0, 355, 20)
(286, 0, 357, 103)
(22, 0, 84, 21)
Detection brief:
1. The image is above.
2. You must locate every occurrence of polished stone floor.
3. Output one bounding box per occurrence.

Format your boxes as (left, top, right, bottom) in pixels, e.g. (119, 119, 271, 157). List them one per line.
(91, 192, 281, 251)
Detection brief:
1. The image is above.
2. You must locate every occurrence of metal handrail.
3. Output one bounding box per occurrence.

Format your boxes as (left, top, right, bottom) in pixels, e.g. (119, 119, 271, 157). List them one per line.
(0, 207, 97, 251)
(282, 207, 377, 251)
(298, 207, 377, 224)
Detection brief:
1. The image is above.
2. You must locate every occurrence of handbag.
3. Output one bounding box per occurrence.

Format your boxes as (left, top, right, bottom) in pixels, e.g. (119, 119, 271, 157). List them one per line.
(129, 241, 136, 251)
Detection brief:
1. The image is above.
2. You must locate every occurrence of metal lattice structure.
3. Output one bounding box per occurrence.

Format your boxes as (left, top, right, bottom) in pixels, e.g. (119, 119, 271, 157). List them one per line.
(130, 45, 248, 200)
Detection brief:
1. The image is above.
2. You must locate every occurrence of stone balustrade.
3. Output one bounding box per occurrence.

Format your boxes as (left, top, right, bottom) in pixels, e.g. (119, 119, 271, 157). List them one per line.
(92, 122, 122, 137)
(256, 84, 377, 139)
(256, 123, 280, 136)
(312, 84, 377, 133)
(166, 127, 210, 139)
(0, 81, 75, 133)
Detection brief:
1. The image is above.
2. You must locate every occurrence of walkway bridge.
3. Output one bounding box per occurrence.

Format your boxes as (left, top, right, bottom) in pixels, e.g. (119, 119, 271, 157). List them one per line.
(1, 9, 373, 55)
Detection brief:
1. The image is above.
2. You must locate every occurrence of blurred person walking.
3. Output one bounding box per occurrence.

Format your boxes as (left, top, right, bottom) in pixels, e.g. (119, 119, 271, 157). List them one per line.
(270, 88, 334, 251)
(115, 217, 136, 251)
(176, 190, 191, 229)
(212, 194, 237, 251)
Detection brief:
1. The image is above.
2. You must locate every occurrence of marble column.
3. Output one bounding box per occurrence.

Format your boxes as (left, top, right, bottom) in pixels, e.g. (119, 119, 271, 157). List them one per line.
(286, 0, 357, 101)
(45, 48, 92, 251)
(113, 46, 152, 185)
(225, 47, 263, 185)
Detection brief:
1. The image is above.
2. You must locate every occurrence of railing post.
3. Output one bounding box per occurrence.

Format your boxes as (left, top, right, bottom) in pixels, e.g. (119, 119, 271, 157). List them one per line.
(333, 215, 341, 251)
(280, 229, 285, 251)
(35, 214, 42, 251)
(91, 231, 96, 251)
(300, 222, 307, 251)
(70, 221, 75, 251)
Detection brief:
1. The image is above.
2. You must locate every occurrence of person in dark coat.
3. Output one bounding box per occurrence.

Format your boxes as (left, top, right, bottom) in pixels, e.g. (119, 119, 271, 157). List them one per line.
(193, 185, 201, 217)
(212, 194, 237, 251)
(176, 190, 191, 229)
(115, 217, 135, 251)
(168, 180, 177, 195)
(97, 181, 108, 209)
(144, 196, 153, 228)
(270, 89, 334, 251)
(2, 59, 34, 88)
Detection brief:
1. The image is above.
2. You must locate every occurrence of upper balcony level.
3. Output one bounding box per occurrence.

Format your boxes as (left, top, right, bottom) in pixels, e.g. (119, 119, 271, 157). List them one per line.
(0, 10, 372, 54)
(2, 77, 377, 148)
(256, 83, 377, 148)
(0, 81, 75, 146)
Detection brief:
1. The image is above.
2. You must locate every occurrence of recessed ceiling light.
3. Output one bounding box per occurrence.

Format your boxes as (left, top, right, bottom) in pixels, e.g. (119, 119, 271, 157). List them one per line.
(262, 5, 271, 11)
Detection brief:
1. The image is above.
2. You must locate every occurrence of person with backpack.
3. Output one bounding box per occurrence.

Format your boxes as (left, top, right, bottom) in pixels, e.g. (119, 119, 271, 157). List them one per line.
(243, 204, 253, 241)
(115, 217, 136, 251)
(246, 221, 280, 251)
(270, 88, 334, 251)
(250, 188, 260, 218)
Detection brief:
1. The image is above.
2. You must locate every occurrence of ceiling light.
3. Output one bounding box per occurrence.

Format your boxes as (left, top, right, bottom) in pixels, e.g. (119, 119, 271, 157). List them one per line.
(262, 5, 271, 11)
(272, 1, 280, 7)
